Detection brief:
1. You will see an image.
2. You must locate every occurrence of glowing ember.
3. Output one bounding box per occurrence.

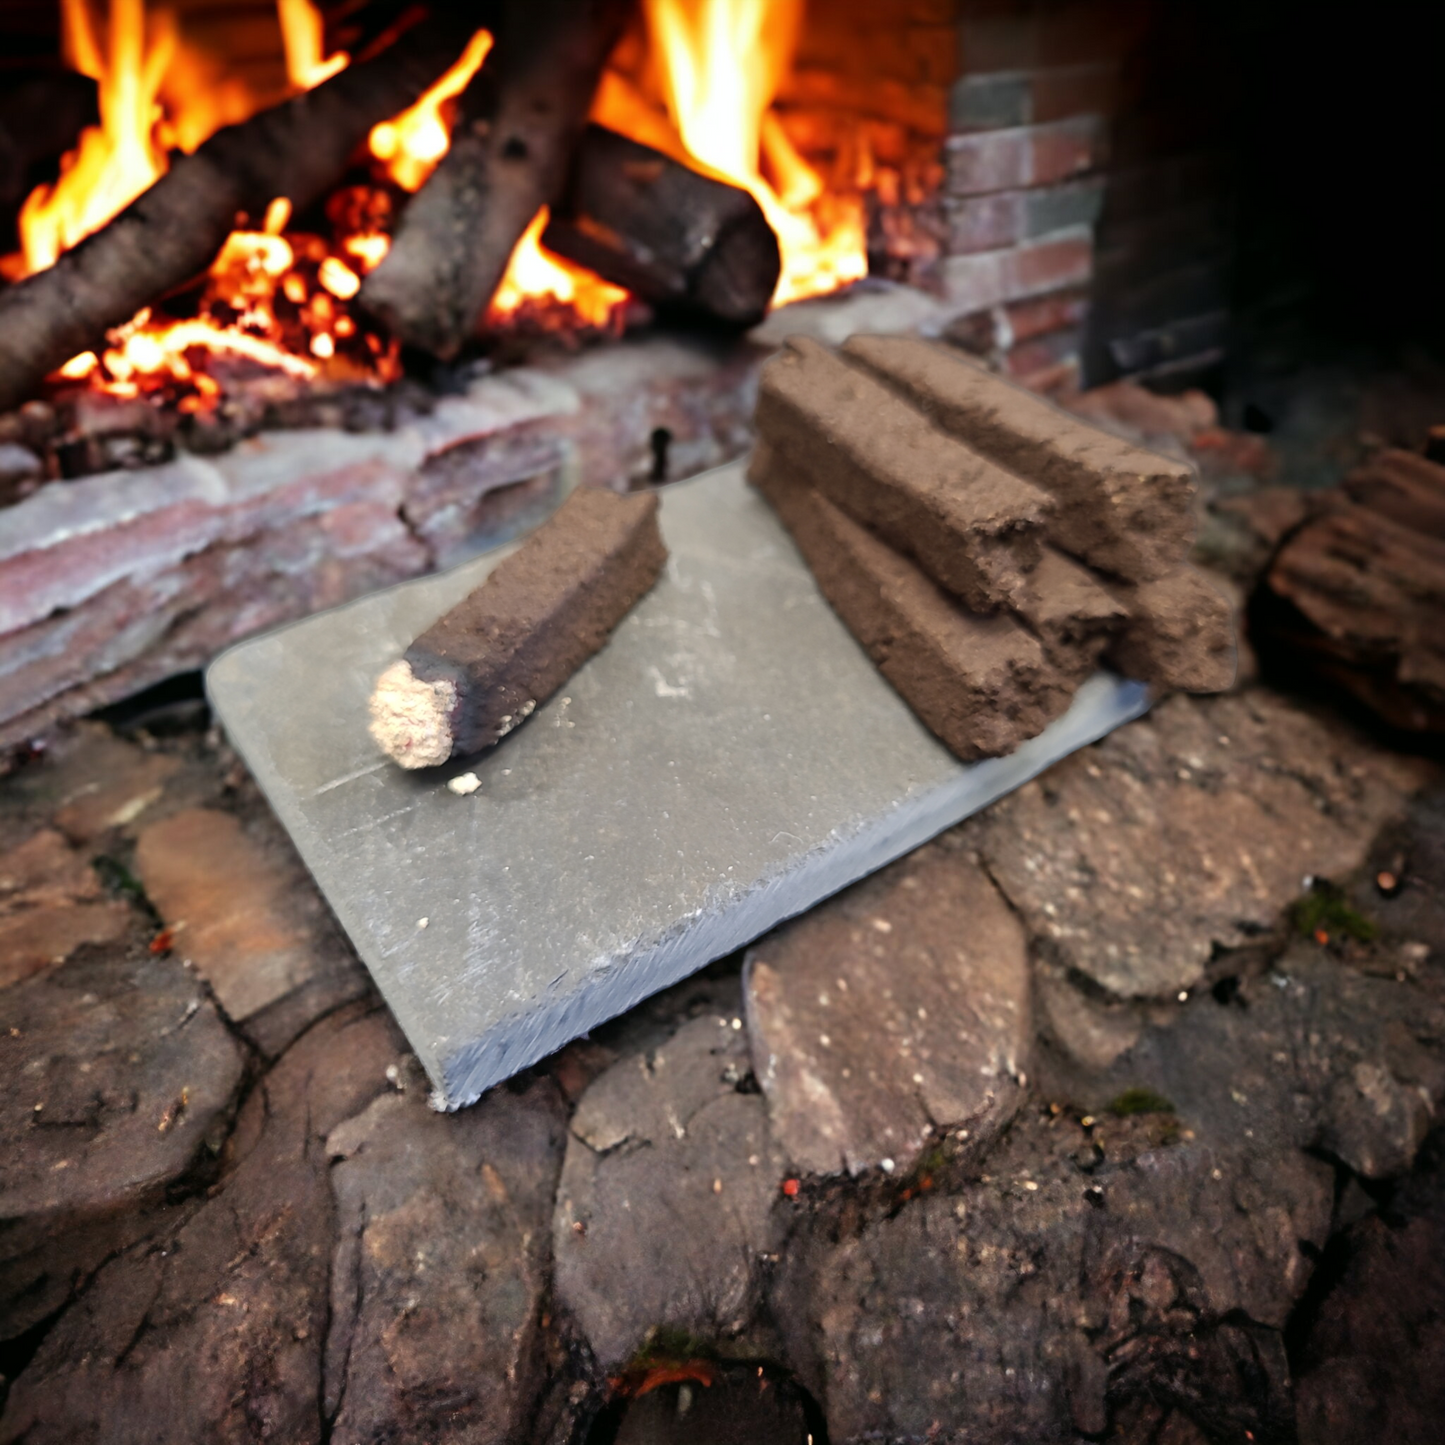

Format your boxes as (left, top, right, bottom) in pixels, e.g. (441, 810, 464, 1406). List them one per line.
(55, 308, 318, 415)
(595, 0, 868, 306)
(489, 208, 630, 331)
(108, 316, 316, 386)
(344, 233, 391, 272)
(56, 198, 402, 412)
(369, 29, 494, 192)
(318, 257, 362, 300)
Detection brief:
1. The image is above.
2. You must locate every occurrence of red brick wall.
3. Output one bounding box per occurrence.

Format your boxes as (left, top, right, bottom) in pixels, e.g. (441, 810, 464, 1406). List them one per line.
(934, 1, 1147, 390)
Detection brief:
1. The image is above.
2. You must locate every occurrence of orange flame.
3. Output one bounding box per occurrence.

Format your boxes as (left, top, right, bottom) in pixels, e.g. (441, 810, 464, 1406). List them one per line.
(14, 0, 881, 407)
(368, 29, 494, 192)
(277, 0, 348, 90)
(17, 0, 173, 275)
(10, 2, 405, 404)
(489, 208, 630, 329)
(365, 27, 629, 332)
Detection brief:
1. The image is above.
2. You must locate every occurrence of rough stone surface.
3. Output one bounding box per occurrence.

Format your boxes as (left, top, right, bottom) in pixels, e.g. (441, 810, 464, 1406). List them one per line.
(977, 689, 1430, 997)
(1033, 960, 1142, 1070)
(0, 437, 426, 637)
(0, 723, 149, 833)
(0, 443, 40, 488)
(323, 1068, 567, 1444)
(536, 330, 761, 492)
(0, 946, 245, 1339)
(133, 806, 370, 1051)
(744, 844, 1031, 1177)
(0, 828, 131, 989)
(8, 647, 1445, 1438)
(1293, 1129, 1445, 1445)
(1042, 942, 1445, 1182)
(552, 1011, 789, 1370)
(0, 504, 428, 749)
(1358, 788, 1445, 958)
(607, 1363, 817, 1445)
(47, 736, 181, 843)
(776, 1107, 1329, 1445)
(0, 1004, 401, 1445)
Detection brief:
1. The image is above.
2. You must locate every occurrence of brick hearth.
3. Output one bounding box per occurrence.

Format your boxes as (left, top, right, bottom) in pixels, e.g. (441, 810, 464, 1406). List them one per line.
(0, 333, 762, 747)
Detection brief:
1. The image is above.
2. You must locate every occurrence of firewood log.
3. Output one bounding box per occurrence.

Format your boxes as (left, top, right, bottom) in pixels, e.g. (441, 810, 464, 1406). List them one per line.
(0, 70, 99, 219)
(1259, 501, 1445, 732)
(1341, 448, 1445, 538)
(540, 125, 780, 328)
(0, 11, 485, 413)
(358, 0, 633, 358)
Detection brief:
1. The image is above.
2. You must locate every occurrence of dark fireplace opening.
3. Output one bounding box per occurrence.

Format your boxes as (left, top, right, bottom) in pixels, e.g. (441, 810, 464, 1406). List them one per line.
(1081, 0, 1445, 420)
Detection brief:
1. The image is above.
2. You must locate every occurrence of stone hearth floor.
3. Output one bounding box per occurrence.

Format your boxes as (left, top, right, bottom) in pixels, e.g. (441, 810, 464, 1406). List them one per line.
(3, 659, 1444, 1444)
(4, 370, 1445, 1443)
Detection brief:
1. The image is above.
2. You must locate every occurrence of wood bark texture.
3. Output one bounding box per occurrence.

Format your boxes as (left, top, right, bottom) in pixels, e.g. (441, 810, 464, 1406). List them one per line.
(1261, 451, 1445, 732)
(358, 0, 633, 357)
(541, 124, 780, 328)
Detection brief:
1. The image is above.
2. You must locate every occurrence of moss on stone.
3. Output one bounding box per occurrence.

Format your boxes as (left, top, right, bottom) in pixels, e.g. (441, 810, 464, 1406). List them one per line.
(1109, 1085, 1176, 1117)
(1292, 883, 1378, 943)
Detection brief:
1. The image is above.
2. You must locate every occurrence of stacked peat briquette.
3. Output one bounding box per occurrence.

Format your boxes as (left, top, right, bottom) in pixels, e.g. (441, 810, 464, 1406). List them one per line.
(750, 335, 1235, 761)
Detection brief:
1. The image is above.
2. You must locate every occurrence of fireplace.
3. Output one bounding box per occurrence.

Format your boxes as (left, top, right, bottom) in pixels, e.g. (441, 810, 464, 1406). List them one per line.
(2, 0, 1443, 748)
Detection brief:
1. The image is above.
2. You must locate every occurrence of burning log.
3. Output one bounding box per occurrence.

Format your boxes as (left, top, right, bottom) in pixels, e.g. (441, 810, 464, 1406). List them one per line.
(358, 0, 632, 358)
(0, 11, 484, 413)
(541, 125, 781, 328)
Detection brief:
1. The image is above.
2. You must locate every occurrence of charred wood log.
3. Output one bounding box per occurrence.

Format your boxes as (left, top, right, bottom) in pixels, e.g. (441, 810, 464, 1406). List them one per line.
(358, 0, 632, 358)
(1258, 469, 1445, 732)
(1341, 448, 1445, 537)
(0, 70, 99, 221)
(0, 11, 484, 413)
(541, 125, 781, 329)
